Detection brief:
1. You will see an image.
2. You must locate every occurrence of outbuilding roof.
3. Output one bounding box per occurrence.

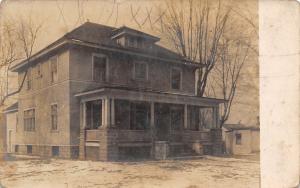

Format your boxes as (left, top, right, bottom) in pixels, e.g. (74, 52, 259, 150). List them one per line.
(223, 124, 260, 131)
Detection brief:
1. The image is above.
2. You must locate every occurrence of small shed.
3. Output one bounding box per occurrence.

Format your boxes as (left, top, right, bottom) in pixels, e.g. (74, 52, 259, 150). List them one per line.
(223, 124, 260, 155)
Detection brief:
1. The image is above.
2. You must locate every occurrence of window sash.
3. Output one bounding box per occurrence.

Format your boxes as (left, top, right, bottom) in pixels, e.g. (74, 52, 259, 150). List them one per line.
(50, 58, 58, 83)
(51, 105, 58, 130)
(134, 62, 147, 80)
(93, 56, 107, 82)
(171, 68, 181, 90)
(24, 109, 35, 131)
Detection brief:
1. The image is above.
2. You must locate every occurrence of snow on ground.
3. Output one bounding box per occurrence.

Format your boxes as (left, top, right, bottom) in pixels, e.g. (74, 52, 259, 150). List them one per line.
(0, 154, 260, 188)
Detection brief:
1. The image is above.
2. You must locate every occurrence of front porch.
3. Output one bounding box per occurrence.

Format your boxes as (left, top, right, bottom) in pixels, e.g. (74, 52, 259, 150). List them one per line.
(76, 87, 224, 161)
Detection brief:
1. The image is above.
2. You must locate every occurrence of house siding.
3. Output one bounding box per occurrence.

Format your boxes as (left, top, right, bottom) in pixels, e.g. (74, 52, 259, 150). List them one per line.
(15, 49, 74, 158)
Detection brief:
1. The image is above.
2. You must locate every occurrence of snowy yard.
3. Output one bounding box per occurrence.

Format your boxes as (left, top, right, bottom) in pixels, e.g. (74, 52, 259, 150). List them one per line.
(0, 154, 260, 188)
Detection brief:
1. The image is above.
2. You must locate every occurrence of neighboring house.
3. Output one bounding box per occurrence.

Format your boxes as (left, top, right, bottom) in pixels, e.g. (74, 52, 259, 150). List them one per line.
(9, 22, 225, 161)
(4, 103, 18, 153)
(223, 124, 260, 155)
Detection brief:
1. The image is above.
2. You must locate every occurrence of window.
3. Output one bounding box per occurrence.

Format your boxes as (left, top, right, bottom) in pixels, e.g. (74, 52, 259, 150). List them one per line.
(37, 64, 42, 77)
(15, 145, 19, 153)
(51, 104, 58, 130)
(93, 55, 107, 82)
(27, 145, 32, 154)
(52, 146, 59, 157)
(134, 62, 147, 80)
(50, 57, 58, 83)
(24, 109, 35, 131)
(128, 37, 135, 47)
(26, 68, 32, 90)
(236, 133, 242, 145)
(171, 68, 181, 90)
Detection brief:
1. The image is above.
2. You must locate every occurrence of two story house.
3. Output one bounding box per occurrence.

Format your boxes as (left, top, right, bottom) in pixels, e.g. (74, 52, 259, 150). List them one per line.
(9, 22, 224, 161)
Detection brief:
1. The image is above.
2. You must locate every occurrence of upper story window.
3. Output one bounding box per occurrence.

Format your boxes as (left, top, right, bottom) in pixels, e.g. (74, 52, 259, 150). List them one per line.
(37, 64, 42, 78)
(133, 62, 147, 81)
(24, 108, 35, 132)
(51, 104, 58, 130)
(236, 133, 242, 145)
(50, 57, 58, 83)
(93, 55, 107, 82)
(26, 68, 32, 90)
(171, 68, 182, 90)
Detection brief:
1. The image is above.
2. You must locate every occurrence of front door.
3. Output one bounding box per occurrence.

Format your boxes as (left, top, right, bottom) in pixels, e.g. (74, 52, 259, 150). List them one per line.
(155, 104, 170, 141)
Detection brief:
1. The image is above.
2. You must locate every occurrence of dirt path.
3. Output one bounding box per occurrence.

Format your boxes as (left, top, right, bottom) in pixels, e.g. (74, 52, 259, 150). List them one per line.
(0, 155, 260, 188)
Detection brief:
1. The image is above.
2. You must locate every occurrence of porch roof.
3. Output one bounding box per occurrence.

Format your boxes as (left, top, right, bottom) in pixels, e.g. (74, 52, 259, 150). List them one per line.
(74, 86, 226, 106)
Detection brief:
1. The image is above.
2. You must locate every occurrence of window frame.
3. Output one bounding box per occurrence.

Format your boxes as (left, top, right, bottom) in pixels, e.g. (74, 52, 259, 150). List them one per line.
(50, 56, 58, 84)
(133, 61, 148, 81)
(51, 103, 58, 131)
(23, 108, 36, 132)
(170, 67, 182, 90)
(92, 53, 109, 82)
(235, 133, 242, 145)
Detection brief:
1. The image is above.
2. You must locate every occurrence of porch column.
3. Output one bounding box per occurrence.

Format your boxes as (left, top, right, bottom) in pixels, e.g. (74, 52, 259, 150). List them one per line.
(184, 104, 188, 129)
(150, 102, 155, 128)
(79, 102, 86, 160)
(106, 98, 111, 127)
(111, 98, 115, 127)
(101, 99, 106, 127)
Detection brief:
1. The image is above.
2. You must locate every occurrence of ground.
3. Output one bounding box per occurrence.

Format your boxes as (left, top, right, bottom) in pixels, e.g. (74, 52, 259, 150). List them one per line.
(0, 154, 260, 188)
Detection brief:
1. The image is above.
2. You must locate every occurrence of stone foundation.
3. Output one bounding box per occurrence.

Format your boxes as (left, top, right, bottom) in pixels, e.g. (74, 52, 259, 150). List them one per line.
(13, 144, 79, 159)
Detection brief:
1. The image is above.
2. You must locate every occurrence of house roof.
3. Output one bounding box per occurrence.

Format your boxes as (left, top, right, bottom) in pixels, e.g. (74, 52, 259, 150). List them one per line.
(4, 102, 18, 113)
(11, 22, 200, 72)
(223, 124, 260, 131)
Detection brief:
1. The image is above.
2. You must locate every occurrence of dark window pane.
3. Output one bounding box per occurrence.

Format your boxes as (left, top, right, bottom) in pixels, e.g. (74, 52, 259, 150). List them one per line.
(52, 146, 59, 157)
(93, 56, 107, 81)
(236, 134, 242, 145)
(171, 68, 181, 90)
(134, 63, 147, 80)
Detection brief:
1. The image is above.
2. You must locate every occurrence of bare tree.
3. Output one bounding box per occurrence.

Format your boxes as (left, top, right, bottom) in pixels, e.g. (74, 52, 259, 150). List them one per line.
(0, 21, 19, 106)
(0, 16, 43, 106)
(209, 38, 250, 127)
(152, 0, 231, 97)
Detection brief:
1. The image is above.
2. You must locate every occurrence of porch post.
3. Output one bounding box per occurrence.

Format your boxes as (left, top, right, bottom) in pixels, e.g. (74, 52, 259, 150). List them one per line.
(106, 98, 111, 127)
(184, 104, 188, 129)
(111, 98, 115, 127)
(79, 102, 86, 160)
(150, 102, 155, 128)
(101, 99, 106, 127)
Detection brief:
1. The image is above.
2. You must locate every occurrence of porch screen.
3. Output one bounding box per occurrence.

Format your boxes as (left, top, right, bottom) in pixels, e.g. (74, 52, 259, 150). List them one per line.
(86, 100, 102, 129)
(170, 105, 184, 130)
(130, 102, 150, 130)
(188, 106, 200, 130)
(199, 107, 214, 129)
(115, 100, 150, 130)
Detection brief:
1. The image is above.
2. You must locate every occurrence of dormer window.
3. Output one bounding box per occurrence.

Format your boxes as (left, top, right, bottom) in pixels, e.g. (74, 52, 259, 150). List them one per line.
(111, 26, 160, 49)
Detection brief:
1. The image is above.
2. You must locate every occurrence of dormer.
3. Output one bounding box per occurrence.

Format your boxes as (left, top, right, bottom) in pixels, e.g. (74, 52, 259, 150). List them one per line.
(111, 26, 160, 49)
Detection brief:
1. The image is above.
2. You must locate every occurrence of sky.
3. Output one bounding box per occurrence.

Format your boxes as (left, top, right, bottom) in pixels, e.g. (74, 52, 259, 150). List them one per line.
(0, 0, 259, 125)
